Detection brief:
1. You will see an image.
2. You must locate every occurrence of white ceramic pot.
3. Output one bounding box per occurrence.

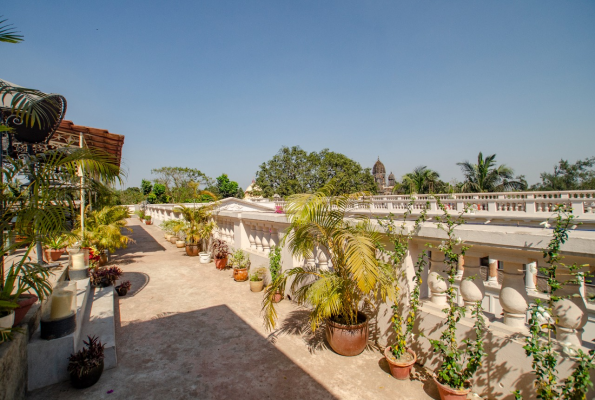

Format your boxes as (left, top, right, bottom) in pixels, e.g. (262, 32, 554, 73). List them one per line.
(0, 311, 15, 330)
(199, 252, 211, 264)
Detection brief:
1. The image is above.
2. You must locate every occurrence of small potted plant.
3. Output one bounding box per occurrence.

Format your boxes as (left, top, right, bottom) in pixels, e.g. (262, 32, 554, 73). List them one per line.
(68, 335, 105, 389)
(268, 246, 283, 303)
(134, 210, 146, 222)
(230, 249, 250, 282)
(115, 280, 131, 296)
(384, 252, 427, 379)
(249, 267, 266, 292)
(90, 266, 123, 288)
(43, 234, 67, 262)
(211, 239, 230, 270)
(144, 215, 152, 225)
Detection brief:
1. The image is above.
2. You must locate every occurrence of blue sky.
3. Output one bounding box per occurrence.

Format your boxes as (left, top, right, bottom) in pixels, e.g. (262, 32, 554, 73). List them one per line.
(2, 1, 594, 190)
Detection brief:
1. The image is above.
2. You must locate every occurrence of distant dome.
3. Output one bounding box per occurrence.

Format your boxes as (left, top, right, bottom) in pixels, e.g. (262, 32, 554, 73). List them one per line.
(388, 172, 395, 179)
(373, 158, 385, 175)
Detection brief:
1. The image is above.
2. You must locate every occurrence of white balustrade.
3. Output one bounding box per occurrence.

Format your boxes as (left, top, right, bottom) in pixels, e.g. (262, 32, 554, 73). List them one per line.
(318, 249, 329, 271)
(262, 227, 270, 256)
(487, 258, 499, 286)
(255, 225, 263, 252)
(552, 272, 588, 347)
(248, 224, 256, 250)
(525, 262, 538, 293)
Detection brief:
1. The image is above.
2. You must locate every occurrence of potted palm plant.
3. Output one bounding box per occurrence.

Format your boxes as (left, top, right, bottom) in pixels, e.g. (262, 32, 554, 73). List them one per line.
(230, 249, 250, 282)
(78, 206, 133, 259)
(43, 234, 68, 262)
(68, 336, 105, 389)
(211, 239, 230, 270)
(249, 267, 266, 292)
(262, 185, 396, 357)
(178, 204, 215, 256)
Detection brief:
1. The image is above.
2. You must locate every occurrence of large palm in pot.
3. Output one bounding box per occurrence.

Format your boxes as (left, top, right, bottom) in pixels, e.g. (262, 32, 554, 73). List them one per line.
(262, 184, 395, 355)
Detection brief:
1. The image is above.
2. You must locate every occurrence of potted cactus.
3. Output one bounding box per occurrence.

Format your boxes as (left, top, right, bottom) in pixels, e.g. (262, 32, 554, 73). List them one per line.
(68, 336, 105, 389)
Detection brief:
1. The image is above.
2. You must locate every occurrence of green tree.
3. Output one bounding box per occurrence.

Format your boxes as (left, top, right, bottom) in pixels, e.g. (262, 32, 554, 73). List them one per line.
(0, 17, 23, 43)
(532, 157, 595, 191)
(152, 183, 167, 203)
(215, 174, 244, 199)
(117, 187, 144, 205)
(141, 179, 152, 195)
(457, 152, 525, 192)
(255, 146, 376, 197)
(151, 167, 208, 203)
(397, 166, 441, 194)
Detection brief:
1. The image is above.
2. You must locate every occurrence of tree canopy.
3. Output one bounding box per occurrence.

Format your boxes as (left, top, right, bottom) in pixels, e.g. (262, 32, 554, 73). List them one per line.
(215, 174, 244, 199)
(457, 152, 526, 193)
(396, 166, 441, 194)
(255, 146, 377, 197)
(531, 157, 595, 191)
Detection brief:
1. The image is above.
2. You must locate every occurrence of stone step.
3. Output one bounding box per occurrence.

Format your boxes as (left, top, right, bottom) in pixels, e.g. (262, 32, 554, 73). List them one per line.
(78, 286, 117, 369)
(27, 278, 91, 391)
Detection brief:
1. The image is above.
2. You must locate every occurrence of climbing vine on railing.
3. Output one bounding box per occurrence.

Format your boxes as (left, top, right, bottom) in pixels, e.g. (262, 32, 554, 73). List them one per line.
(429, 198, 486, 391)
(514, 205, 595, 400)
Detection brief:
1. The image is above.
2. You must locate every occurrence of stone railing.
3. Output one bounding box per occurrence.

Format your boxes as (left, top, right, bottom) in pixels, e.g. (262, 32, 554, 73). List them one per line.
(143, 197, 595, 396)
(271, 189, 595, 218)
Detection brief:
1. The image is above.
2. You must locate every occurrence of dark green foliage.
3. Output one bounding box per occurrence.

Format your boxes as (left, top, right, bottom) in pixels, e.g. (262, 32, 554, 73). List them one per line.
(532, 157, 595, 191)
(216, 174, 244, 199)
(141, 179, 152, 195)
(457, 152, 525, 192)
(255, 146, 377, 197)
(151, 167, 208, 203)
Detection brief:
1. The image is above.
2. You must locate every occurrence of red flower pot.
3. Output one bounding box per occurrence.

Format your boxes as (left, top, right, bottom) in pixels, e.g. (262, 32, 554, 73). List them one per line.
(214, 257, 228, 270)
(325, 312, 369, 357)
(13, 294, 38, 327)
(384, 347, 416, 380)
(433, 376, 471, 400)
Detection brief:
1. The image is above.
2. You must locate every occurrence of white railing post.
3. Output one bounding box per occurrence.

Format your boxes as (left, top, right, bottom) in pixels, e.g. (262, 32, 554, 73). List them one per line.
(499, 261, 528, 329)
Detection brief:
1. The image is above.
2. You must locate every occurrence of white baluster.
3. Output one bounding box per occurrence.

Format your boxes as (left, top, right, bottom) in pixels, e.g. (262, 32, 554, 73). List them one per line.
(486, 258, 499, 286)
(318, 249, 328, 271)
(248, 224, 256, 250)
(553, 271, 588, 347)
(499, 262, 528, 329)
(269, 227, 277, 249)
(525, 261, 538, 293)
(455, 255, 464, 280)
(459, 256, 485, 311)
(428, 251, 448, 307)
(262, 226, 270, 256)
(255, 225, 263, 252)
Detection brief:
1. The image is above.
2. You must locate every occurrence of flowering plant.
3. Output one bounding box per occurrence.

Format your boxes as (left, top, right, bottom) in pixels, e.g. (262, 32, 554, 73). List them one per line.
(274, 205, 284, 214)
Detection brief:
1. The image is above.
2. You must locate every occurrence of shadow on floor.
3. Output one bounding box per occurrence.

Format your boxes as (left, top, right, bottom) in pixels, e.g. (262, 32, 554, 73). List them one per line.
(28, 305, 338, 399)
(116, 271, 150, 298)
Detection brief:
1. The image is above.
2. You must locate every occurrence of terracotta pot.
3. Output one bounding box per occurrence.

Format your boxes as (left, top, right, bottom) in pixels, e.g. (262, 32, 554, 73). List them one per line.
(325, 312, 369, 357)
(185, 244, 199, 256)
(214, 257, 228, 270)
(384, 347, 416, 380)
(70, 360, 104, 389)
(233, 268, 249, 282)
(433, 376, 471, 400)
(273, 292, 283, 303)
(250, 280, 264, 292)
(13, 294, 38, 327)
(145, 220, 152, 225)
(176, 240, 185, 248)
(170, 236, 179, 244)
(0, 311, 15, 331)
(45, 249, 65, 262)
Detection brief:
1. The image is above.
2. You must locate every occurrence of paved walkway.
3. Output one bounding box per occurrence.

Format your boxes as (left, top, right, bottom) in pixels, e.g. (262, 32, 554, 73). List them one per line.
(28, 219, 437, 400)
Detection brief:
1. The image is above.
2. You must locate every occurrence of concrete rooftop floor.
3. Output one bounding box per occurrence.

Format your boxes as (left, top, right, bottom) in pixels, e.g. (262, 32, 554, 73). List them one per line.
(28, 218, 438, 400)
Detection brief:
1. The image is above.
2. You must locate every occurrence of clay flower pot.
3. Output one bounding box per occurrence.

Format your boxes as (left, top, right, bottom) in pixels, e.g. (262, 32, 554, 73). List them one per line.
(250, 280, 264, 292)
(384, 347, 416, 380)
(13, 294, 38, 327)
(45, 249, 65, 262)
(214, 257, 228, 270)
(273, 292, 283, 303)
(170, 236, 179, 244)
(176, 240, 185, 248)
(185, 244, 199, 256)
(145, 220, 152, 225)
(325, 312, 369, 357)
(70, 360, 104, 389)
(433, 376, 471, 400)
(233, 267, 249, 282)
